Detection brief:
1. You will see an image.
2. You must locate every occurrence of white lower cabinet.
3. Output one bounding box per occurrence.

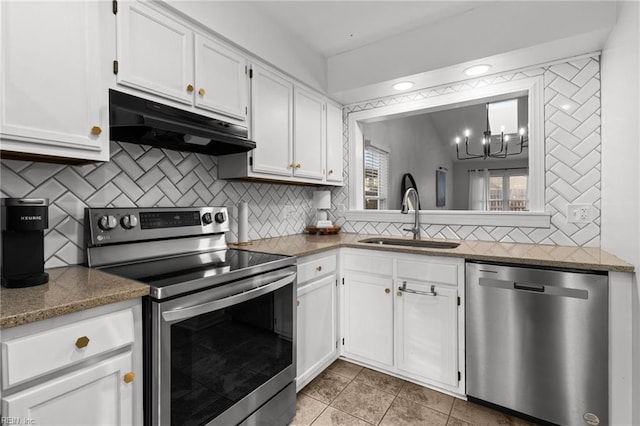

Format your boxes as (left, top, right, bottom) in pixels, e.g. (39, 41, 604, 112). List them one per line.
(342, 273, 394, 367)
(340, 249, 465, 395)
(396, 281, 458, 387)
(2, 352, 134, 425)
(296, 252, 339, 390)
(0, 299, 143, 425)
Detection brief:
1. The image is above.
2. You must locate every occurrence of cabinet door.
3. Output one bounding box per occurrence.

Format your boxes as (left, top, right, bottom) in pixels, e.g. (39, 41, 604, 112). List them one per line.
(343, 273, 394, 366)
(1, 352, 134, 425)
(117, 1, 194, 105)
(0, 1, 108, 161)
(250, 65, 293, 176)
(396, 281, 458, 387)
(297, 275, 337, 381)
(293, 87, 325, 180)
(326, 103, 344, 183)
(195, 35, 247, 121)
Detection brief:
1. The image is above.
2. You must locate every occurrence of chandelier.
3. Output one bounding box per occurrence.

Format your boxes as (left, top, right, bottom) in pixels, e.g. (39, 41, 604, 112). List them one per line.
(455, 99, 528, 160)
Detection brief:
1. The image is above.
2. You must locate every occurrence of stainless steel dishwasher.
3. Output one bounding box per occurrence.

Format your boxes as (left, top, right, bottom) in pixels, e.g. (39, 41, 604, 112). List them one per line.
(466, 261, 608, 426)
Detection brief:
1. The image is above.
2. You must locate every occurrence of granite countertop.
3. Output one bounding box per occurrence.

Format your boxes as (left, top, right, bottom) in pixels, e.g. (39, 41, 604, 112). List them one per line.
(0, 266, 150, 329)
(230, 233, 635, 273)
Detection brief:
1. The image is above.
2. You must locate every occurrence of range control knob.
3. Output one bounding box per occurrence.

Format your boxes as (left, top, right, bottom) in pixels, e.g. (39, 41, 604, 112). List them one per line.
(98, 215, 117, 231)
(121, 214, 138, 229)
(202, 212, 213, 225)
(214, 212, 226, 224)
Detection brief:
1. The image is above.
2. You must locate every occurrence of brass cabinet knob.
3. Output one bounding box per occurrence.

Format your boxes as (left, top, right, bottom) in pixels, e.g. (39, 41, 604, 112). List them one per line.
(75, 336, 90, 349)
(397, 291, 403, 297)
(316, 266, 322, 272)
(198, 88, 206, 96)
(289, 163, 295, 168)
(385, 288, 390, 294)
(90, 126, 102, 136)
(328, 169, 334, 175)
(186, 84, 194, 93)
(295, 163, 302, 169)
(123, 372, 135, 384)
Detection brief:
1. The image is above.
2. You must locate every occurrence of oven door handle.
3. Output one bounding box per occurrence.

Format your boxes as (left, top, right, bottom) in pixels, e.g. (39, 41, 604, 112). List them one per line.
(161, 271, 296, 323)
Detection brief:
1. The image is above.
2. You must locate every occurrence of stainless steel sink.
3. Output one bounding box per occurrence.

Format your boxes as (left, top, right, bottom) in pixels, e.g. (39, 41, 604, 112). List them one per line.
(359, 238, 460, 249)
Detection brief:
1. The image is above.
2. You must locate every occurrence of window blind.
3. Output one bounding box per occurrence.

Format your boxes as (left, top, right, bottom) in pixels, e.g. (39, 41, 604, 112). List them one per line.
(364, 146, 389, 210)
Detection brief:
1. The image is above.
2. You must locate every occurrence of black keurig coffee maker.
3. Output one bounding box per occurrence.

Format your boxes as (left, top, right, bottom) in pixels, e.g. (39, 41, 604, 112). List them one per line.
(1, 198, 49, 288)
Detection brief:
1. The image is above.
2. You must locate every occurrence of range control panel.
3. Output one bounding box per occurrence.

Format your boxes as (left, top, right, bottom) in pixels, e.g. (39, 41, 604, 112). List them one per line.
(86, 207, 229, 246)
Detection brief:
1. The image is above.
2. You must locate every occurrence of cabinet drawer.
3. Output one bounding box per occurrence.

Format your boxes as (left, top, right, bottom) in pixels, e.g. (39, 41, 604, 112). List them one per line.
(2, 309, 135, 389)
(343, 252, 393, 276)
(396, 259, 460, 286)
(298, 254, 337, 284)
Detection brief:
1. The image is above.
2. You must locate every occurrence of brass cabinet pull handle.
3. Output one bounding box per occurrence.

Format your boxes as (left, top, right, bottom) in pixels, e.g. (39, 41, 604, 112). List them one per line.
(75, 336, 90, 349)
(198, 88, 206, 96)
(316, 266, 322, 271)
(328, 169, 333, 174)
(90, 126, 102, 136)
(385, 288, 390, 294)
(295, 163, 302, 169)
(186, 84, 194, 93)
(123, 372, 135, 384)
(289, 163, 295, 168)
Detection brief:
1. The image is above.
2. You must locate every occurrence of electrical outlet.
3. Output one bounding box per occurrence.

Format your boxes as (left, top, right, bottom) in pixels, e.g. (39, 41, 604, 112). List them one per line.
(567, 204, 592, 223)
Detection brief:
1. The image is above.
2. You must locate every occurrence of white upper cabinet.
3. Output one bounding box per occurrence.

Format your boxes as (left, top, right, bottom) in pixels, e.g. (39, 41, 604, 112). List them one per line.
(116, 2, 249, 122)
(116, 1, 194, 105)
(195, 35, 248, 120)
(0, 1, 111, 162)
(326, 103, 344, 183)
(293, 87, 325, 180)
(250, 64, 294, 177)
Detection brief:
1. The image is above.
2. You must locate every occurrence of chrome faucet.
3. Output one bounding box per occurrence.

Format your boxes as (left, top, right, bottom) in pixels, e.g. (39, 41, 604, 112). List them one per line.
(401, 188, 421, 240)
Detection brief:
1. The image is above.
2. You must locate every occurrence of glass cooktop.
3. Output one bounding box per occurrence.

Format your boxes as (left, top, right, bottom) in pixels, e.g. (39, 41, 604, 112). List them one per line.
(100, 248, 294, 300)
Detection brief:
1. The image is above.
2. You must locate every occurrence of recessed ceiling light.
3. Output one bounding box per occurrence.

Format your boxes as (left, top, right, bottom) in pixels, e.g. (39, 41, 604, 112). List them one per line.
(392, 81, 414, 91)
(464, 64, 491, 76)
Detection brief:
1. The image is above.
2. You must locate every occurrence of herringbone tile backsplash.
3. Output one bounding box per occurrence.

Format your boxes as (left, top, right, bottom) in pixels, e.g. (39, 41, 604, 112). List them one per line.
(332, 55, 602, 247)
(0, 142, 314, 268)
(0, 54, 602, 268)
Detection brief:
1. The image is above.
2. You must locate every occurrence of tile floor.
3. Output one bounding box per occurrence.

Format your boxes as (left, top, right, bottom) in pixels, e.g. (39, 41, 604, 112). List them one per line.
(292, 359, 535, 426)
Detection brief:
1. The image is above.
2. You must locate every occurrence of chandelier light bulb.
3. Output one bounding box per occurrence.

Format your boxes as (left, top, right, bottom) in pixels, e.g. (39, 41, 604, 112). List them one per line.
(464, 129, 471, 137)
(519, 128, 525, 136)
(455, 137, 460, 144)
(500, 125, 505, 133)
(505, 135, 510, 142)
(482, 138, 486, 145)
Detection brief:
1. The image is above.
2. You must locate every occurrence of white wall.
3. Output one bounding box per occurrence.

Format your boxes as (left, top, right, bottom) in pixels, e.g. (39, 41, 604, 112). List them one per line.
(601, 1, 640, 422)
(363, 114, 453, 210)
(327, 2, 615, 96)
(163, 1, 327, 92)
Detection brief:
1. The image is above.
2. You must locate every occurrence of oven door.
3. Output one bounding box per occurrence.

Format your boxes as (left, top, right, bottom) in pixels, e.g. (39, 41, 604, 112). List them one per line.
(147, 266, 296, 426)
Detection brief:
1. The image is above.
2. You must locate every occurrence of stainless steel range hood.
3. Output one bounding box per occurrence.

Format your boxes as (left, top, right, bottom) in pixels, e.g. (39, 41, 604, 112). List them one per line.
(109, 90, 255, 156)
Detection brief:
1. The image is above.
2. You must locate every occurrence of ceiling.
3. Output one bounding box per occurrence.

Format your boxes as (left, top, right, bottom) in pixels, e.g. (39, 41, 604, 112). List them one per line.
(251, 1, 481, 57)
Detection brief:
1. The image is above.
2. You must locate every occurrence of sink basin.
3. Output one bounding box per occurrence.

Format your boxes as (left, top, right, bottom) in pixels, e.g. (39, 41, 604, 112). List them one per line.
(359, 238, 460, 249)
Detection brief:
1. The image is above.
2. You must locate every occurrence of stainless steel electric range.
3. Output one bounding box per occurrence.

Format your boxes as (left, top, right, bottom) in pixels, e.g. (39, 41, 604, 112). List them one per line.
(85, 206, 297, 426)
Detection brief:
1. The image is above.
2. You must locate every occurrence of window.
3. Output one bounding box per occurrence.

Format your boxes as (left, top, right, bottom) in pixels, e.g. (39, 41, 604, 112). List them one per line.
(489, 169, 528, 211)
(364, 145, 389, 210)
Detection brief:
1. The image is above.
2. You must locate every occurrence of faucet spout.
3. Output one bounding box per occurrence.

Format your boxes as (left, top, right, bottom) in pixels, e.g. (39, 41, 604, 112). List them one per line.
(401, 188, 421, 240)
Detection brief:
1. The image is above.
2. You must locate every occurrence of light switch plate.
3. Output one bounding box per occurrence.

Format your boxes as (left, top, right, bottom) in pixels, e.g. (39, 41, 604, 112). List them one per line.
(567, 204, 592, 223)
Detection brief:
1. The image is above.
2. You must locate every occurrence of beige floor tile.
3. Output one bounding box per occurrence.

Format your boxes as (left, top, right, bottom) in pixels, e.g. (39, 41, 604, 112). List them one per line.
(379, 396, 449, 426)
(311, 407, 372, 426)
(397, 381, 455, 415)
(301, 371, 352, 404)
(292, 394, 328, 426)
(450, 399, 536, 426)
(353, 367, 405, 395)
(446, 416, 475, 426)
(330, 381, 395, 425)
(325, 359, 364, 380)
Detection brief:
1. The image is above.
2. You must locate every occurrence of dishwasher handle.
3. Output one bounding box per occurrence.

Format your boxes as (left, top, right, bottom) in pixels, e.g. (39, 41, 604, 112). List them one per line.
(513, 282, 545, 292)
